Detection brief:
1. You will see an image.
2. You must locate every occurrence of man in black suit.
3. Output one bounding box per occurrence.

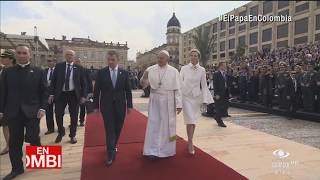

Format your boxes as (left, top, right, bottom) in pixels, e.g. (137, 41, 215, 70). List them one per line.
(44, 58, 56, 135)
(0, 45, 47, 180)
(74, 57, 93, 126)
(213, 62, 228, 127)
(48, 50, 87, 144)
(93, 50, 133, 166)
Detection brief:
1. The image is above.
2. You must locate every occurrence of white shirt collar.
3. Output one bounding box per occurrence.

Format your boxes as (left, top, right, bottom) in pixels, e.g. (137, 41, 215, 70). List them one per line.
(66, 61, 74, 66)
(109, 65, 118, 71)
(18, 62, 31, 68)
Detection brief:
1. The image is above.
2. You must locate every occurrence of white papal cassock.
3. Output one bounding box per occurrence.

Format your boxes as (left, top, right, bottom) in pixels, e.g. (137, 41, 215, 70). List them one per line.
(140, 64, 182, 157)
(180, 63, 214, 125)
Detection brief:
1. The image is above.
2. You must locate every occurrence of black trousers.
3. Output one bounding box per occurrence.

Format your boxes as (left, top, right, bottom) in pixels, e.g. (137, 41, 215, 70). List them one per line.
(8, 109, 41, 171)
(79, 104, 86, 124)
(302, 87, 315, 112)
(101, 102, 126, 159)
(215, 97, 228, 123)
(45, 102, 55, 131)
(55, 91, 79, 138)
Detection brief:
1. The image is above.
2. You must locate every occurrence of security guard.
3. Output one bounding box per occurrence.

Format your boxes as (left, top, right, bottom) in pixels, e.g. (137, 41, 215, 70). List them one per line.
(276, 62, 290, 110)
(301, 63, 316, 112)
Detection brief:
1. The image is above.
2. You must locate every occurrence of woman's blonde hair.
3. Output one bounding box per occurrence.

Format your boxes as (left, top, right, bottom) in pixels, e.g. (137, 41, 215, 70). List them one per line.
(190, 48, 201, 59)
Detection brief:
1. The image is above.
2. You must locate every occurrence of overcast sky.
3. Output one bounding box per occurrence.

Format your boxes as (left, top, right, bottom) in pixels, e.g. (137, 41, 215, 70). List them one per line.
(1, 1, 249, 60)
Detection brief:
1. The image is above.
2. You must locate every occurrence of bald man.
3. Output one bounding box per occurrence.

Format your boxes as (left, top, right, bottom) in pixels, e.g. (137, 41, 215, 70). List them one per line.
(140, 50, 182, 159)
(48, 50, 87, 144)
(0, 45, 47, 180)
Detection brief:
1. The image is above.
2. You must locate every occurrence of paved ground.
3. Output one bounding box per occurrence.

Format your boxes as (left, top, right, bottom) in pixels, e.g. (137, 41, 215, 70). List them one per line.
(1, 90, 320, 180)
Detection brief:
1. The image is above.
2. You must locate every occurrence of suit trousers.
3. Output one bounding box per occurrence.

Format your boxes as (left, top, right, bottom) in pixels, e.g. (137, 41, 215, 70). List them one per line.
(101, 101, 126, 159)
(79, 104, 86, 123)
(8, 108, 41, 171)
(55, 91, 79, 138)
(45, 102, 55, 131)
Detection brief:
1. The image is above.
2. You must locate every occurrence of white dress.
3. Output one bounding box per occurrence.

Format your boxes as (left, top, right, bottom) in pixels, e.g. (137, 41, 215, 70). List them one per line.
(180, 63, 214, 125)
(140, 64, 182, 157)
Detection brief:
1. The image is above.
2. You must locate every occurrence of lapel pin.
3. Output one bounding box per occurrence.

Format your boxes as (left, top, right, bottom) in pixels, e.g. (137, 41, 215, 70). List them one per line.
(30, 70, 34, 73)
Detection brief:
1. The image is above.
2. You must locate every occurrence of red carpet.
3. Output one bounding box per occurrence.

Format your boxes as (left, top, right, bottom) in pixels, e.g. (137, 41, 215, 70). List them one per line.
(81, 110, 248, 180)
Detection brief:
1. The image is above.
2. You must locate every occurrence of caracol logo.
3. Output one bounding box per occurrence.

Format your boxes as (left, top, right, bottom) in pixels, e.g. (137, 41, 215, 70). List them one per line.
(273, 149, 290, 159)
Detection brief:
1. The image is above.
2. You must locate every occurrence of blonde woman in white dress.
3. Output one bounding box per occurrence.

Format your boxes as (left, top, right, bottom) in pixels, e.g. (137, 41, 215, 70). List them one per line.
(180, 49, 214, 155)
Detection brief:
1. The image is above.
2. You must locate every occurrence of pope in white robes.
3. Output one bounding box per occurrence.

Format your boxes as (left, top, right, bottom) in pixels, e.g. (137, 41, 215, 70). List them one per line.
(140, 50, 182, 159)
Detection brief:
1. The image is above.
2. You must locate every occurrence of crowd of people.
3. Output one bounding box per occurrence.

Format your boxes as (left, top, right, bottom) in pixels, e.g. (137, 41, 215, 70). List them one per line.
(1, 41, 320, 180)
(205, 42, 320, 115)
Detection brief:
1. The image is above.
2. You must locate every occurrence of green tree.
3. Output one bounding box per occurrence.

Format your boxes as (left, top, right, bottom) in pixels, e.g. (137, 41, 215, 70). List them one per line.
(192, 26, 216, 66)
(231, 44, 247, 62)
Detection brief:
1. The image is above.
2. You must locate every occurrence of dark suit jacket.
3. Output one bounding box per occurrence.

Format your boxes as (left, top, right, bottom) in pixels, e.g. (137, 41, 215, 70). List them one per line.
(84, 68, 93, 94)
(49, 62, 87, 100)
(213, 71, 228, 99)
(93, 67, 133, 113)
(0, 65, 47, 119)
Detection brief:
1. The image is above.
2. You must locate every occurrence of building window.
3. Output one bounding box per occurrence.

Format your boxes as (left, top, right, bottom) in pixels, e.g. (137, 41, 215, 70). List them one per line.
(229, 51, 234, 57)
(229, 19, 235, 27)
(250, 6, 258, 28)
(213, 43, 217, 53)
(262, 44, 272, 51)
(295, 2, 309, 13)
(250, 6, 258, 16)
(212, 54, 217, 59)
(229, 28, 235, 35)
(249, 32, 258, 45)
(263, 1, 273, 15)
(295, 17, 308, 35)
(249, 46, 258, 53)
(262, 28, 272, 42)
(238, 35, 246, 46)
(212, 23, 217, 33)
(220, 21, 226, 30)
(239, 10, 247, 24)
(315, 33, 320, 41)
(277, 40, 288, 48)
(239, 24, 246, 32)
(294, 36, 308, 45)
(249, 5, 258, 29)
(316, 14, 320, 30)
(229, 39, 235, 49)
(318, 1, 320, 7)
(278, 1, 289, 10)
(277, 23, 288, 39)
(278, 9, 289, 16)
(220, 41, 225, 51)
(220, 53, 225, 58)
(220, 31, 226, 38)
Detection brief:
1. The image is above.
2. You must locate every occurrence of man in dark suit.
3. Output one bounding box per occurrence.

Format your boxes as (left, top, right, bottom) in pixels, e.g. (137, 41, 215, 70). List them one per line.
(93, 50, 133, 166)
(74, 57, 93, 126)
(44, 58, 56, 135)
(48, 50, 87, 144)
(0, 45, 47, 180)
(213, 62, 228, 128)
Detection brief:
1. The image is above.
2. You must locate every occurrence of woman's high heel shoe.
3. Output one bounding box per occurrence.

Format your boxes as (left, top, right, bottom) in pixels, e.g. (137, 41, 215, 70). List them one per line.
(187, 145, 195, 156)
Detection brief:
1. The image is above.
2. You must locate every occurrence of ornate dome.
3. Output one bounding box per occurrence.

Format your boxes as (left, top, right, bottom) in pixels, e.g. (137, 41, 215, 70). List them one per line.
(167, 13, 181, 28)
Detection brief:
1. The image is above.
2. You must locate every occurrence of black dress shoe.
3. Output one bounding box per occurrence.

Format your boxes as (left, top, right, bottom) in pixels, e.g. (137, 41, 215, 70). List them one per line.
(105, 159, 113, 166)
(218, 123, 227, 128)
(3, 169, 24, 180)
(55, 135, 63, 143)
(45, 130, 54, 135)
(70, 137, 77, 144)
(79, 122, 85, 127)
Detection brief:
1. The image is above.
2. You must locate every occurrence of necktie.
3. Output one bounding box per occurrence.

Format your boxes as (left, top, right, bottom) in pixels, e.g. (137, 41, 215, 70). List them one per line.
(65, 64, 71, 91)
(49, 68, 53, 81)
(111, 69, 117, 88)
